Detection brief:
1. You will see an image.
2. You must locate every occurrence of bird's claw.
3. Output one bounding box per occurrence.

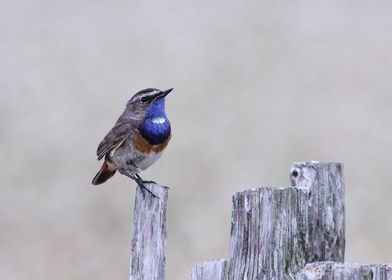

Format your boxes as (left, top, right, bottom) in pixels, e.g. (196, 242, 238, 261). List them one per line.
(137, 182, 158, 198)
(118, 169, 160, 198)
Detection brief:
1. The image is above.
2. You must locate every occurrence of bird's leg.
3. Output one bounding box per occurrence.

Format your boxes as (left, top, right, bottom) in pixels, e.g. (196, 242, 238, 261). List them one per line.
(133, 174, 159, 198)
(135, 174, 157, 185)
(135, 174, 171, 190)
(118, 169, 157, 198)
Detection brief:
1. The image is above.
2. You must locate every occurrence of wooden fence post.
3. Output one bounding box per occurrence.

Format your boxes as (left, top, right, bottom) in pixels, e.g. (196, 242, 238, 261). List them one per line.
(228, 187, 305, 279)
(290, 161, 345, 263)
(189, 161, 392, 279)
(129, 183, 169, 280)
(227, 161, 344, 279)
(121, 162, 389, 280)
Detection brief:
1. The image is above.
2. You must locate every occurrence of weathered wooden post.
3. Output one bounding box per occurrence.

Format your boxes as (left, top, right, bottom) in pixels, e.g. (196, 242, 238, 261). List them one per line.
(290, 161, 345, 263)
(227, 161, 344, 279)
(228, 187, 305, 279)
(129, 183, 169, 280)
(192, 161, 345, 279)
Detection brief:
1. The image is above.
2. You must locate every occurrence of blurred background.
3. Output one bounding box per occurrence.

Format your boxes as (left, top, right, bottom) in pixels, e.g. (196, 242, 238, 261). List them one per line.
(1, 0, 392, 279)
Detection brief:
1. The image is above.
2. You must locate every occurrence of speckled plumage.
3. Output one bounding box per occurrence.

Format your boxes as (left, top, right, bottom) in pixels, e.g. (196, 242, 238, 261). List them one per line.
(92, 88, 173, 186)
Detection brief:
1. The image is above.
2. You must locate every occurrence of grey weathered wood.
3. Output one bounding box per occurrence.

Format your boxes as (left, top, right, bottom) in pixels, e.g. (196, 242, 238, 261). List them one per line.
(296, 262, 392, 280)
(228, 187, 306, 279)
(290, 161, 345, 263)
(129, 183, 169, 280)
(191, 259, 228, 280)
(226, 161, 345, 279)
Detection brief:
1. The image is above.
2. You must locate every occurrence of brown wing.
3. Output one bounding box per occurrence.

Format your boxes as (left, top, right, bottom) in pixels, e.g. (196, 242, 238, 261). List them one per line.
(96, 115, 136, 160)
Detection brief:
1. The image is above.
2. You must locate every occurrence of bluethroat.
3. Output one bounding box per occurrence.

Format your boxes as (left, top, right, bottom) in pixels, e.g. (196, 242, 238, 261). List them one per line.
(92, 88, 173, 196)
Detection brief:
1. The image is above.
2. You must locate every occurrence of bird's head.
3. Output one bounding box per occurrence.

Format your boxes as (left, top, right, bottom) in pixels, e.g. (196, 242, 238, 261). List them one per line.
(126, 88, 173, 119)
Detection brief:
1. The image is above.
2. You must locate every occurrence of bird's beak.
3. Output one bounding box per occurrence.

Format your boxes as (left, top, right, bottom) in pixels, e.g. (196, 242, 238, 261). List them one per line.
(159, 88, 173, 98)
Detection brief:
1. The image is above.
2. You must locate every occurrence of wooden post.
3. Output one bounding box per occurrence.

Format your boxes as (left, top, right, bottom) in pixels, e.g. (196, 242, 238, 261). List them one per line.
(296, 262, 392, 280)
(290, 161, 345, 263)
(227, 161, 345, 279)
(191, 259, 228, 280)
(129, 183, 169, 280)
(228, 187, 305, 279)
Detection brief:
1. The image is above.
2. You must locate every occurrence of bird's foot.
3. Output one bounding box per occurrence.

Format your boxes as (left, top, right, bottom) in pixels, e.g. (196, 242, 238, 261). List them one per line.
(118, 169, 158, 198)
(137, 182, 158, 198)
(135, 174, 160, 186)
(134, 174, 159, 198)
(135, 174, 170, 190)
(141, 180, 157, 184)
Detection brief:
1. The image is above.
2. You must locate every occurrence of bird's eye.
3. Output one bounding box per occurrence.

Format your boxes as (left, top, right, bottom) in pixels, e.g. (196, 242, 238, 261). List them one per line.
(141, 96, 148, 103)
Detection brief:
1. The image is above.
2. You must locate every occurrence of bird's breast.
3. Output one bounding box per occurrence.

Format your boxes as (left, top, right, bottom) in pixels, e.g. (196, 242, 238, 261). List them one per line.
(111, 128, 170, 173)
(139, 117, 171, 145)
(133, 128, 171, 154)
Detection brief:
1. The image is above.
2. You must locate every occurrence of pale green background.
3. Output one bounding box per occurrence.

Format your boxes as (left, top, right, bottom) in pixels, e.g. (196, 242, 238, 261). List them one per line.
(1, 0, 392, 279)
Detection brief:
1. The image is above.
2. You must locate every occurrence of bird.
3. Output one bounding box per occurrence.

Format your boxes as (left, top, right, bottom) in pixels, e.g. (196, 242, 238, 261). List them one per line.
(92, 88, 173, 196)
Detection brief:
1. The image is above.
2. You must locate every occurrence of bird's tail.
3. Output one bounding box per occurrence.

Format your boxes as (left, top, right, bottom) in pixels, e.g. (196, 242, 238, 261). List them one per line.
(92, 159, 117, 185)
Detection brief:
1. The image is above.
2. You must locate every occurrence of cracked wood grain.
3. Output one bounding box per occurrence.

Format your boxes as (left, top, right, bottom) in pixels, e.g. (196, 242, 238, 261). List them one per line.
(228, 187, 306, 279)
(290, 161, 345, 263)
(296, 262, 392, 280)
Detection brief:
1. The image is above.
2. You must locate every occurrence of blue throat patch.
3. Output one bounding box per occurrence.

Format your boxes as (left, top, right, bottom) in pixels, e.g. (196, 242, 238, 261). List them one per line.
(139, 98, 171, 145)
